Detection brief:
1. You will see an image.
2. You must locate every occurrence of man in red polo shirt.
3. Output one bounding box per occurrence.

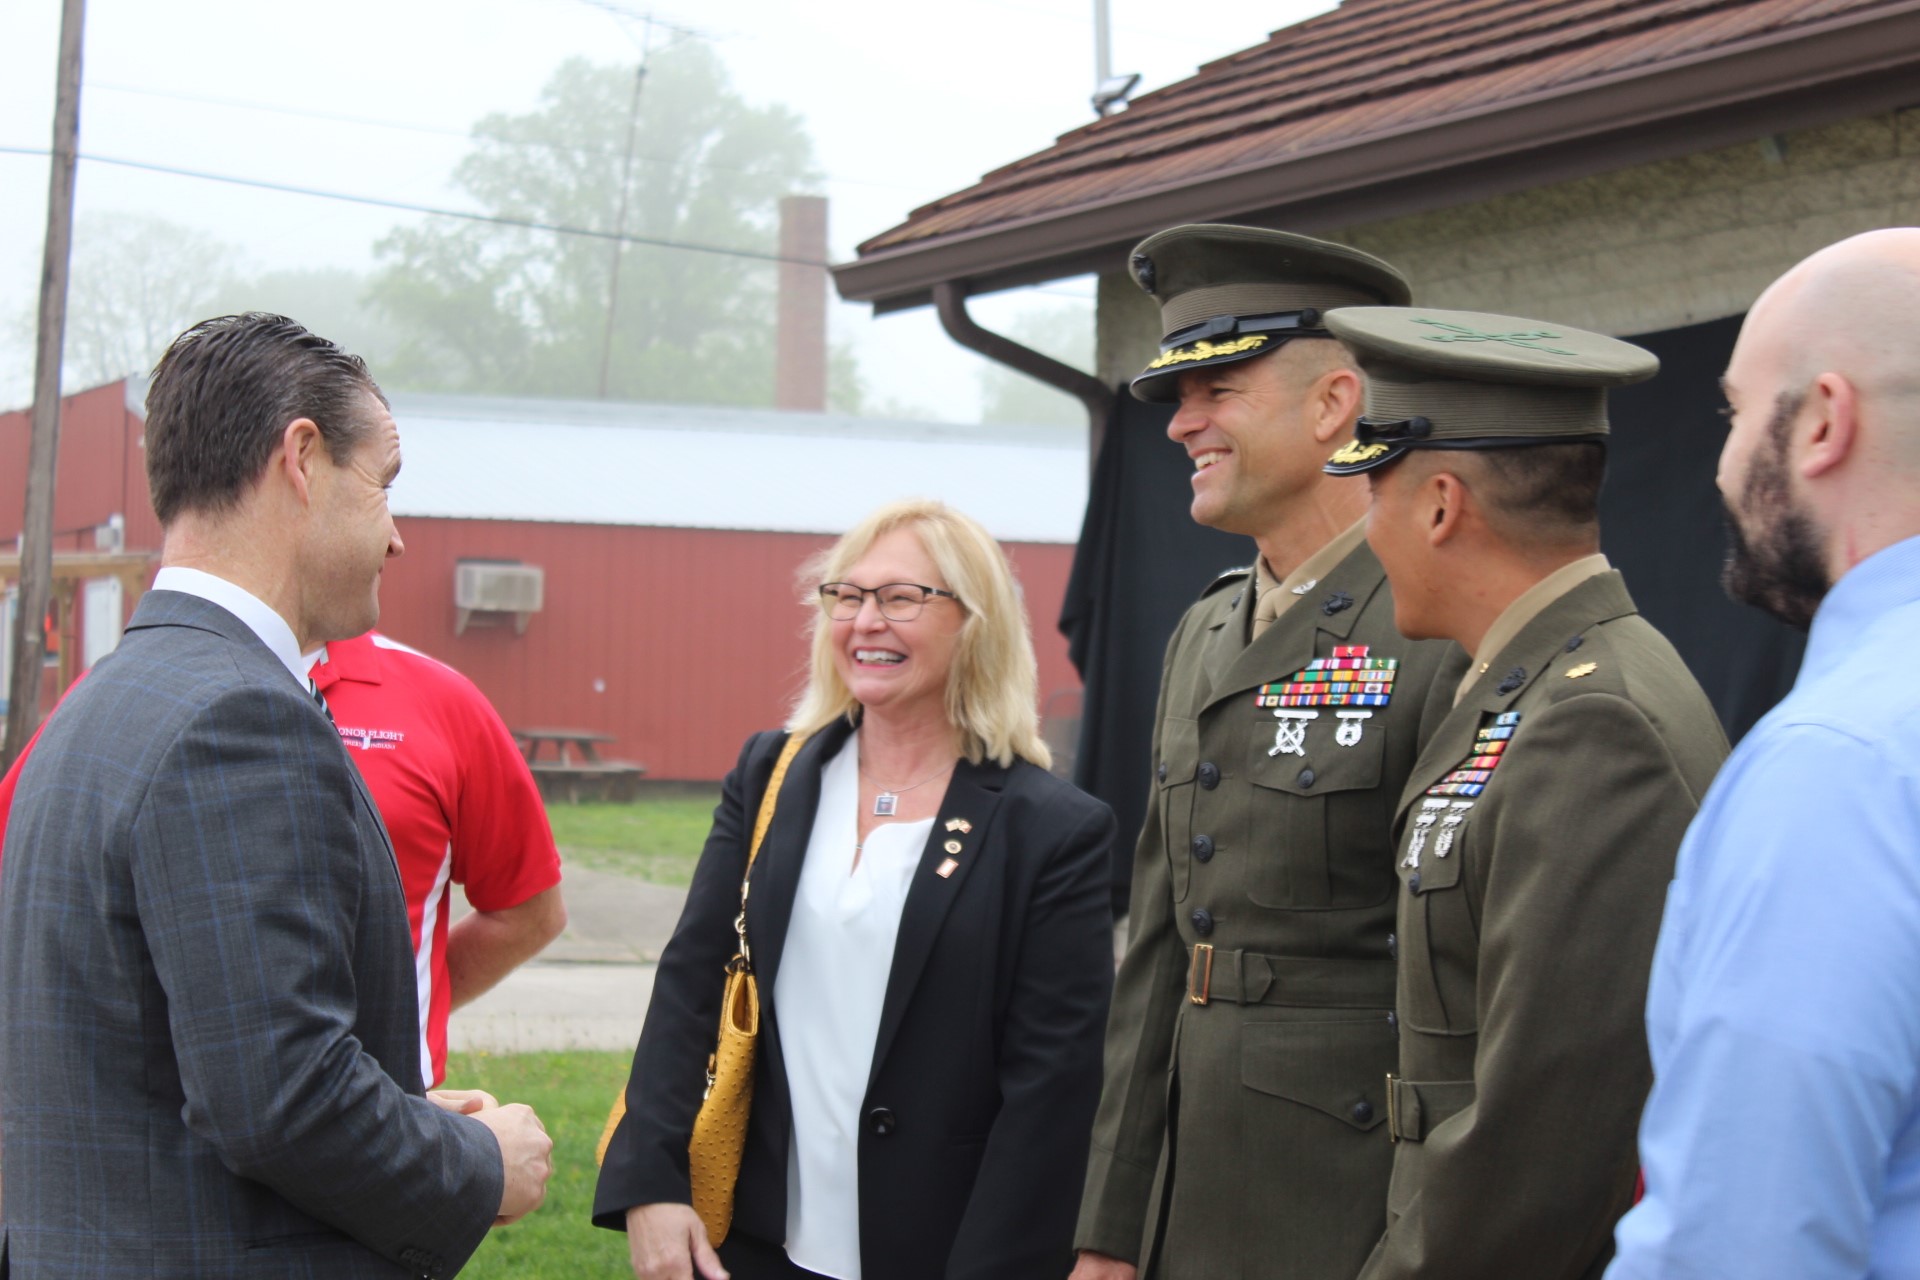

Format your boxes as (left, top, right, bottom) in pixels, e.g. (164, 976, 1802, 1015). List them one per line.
(0, 630, 565, 1089)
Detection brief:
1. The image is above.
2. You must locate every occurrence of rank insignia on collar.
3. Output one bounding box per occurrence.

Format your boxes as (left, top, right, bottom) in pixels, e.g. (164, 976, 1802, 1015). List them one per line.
(1566, 662, 1598, 679)
(1426, 710, 1521, 798)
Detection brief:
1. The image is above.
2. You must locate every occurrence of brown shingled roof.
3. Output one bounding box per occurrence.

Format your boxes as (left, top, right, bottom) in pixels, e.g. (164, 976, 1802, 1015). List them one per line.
(835, 0, 1920, 311)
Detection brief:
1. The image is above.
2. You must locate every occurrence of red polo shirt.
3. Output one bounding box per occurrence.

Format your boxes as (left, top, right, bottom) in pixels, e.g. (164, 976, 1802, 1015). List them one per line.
(310, 633, 560, 1087)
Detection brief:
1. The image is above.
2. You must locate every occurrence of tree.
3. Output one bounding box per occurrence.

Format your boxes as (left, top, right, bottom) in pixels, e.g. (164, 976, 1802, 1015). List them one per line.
(979, 302, 1096, 427)
(369, 47, 822, 405)
(23, 212, 235, 392)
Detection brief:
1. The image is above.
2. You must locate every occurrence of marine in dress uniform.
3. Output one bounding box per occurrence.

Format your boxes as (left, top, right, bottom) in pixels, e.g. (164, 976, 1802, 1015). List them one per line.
(1322, 307, 1732, 1280)
(1073, 227, 1467, 1280)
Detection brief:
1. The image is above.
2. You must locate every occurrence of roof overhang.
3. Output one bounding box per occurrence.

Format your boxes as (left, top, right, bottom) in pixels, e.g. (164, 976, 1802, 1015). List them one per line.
(834, 2, 1920, 314)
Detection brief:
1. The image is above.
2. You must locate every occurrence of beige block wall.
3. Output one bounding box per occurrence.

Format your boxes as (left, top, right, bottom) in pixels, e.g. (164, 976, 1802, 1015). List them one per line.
(1096, 107, 1920, 387)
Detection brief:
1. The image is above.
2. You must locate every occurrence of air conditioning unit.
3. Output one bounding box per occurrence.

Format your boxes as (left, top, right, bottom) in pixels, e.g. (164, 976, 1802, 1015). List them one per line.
(454, 561, 544, 636)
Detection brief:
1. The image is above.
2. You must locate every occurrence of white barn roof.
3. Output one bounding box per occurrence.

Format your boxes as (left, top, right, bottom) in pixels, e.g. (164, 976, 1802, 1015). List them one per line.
(381, 394, 1089, 545)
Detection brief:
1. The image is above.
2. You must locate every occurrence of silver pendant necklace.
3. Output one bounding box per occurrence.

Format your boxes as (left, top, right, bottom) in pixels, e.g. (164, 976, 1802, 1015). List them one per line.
(863, 763, 950, 816)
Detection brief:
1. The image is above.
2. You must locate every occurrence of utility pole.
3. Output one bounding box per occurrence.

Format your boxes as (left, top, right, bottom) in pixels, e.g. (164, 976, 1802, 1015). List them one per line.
(596, 53, 649, 399)
(5, 0, 86, 768)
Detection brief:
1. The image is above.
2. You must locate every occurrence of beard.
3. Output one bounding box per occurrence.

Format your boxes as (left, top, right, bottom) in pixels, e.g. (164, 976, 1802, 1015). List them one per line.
(1720, 391, 1829, 631)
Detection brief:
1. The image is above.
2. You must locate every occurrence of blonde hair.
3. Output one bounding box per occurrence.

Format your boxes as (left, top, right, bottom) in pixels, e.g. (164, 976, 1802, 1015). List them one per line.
(787, 499, 1051, 770)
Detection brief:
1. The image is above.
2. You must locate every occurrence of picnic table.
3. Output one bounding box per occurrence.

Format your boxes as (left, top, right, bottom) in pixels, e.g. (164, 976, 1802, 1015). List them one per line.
(512, 727, 646, 803)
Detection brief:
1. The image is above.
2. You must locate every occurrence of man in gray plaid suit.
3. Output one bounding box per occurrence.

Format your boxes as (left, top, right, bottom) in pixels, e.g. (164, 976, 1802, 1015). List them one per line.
(0, 314, 552, 1279)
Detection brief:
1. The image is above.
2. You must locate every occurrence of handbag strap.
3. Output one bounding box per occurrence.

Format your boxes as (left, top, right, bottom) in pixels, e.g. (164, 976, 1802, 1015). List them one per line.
(733, 731, 808, 973)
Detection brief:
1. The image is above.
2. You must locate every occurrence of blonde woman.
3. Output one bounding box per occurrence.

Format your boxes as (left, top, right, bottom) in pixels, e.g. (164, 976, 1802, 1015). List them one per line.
(595, 500, 1117, 1280)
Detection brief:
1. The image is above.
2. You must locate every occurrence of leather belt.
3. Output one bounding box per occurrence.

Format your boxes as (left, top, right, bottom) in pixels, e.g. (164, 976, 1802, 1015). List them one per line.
(1186, 944, 1395, 1009)
(1384, 1075, 1475, 1142)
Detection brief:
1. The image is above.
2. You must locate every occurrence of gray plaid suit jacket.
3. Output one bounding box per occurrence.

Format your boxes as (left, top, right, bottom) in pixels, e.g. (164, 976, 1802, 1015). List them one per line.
(0, 590, 501, 1279)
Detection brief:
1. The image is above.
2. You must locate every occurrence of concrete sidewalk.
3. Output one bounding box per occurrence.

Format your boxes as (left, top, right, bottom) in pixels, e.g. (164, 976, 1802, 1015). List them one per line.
(446, 862, 686, 1057)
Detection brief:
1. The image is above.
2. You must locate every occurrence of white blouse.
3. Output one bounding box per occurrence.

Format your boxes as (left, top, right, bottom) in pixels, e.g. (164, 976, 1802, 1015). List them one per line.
(772, 732, 930, 1280)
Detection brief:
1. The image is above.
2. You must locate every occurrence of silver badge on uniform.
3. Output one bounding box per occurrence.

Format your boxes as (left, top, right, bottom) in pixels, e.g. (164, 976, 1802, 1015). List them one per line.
(1433, 800, 1474, 858)
(1403, 797, 1447, 868)
(1334, 710, 1372, 747)
(1268, 709, 1318, 757)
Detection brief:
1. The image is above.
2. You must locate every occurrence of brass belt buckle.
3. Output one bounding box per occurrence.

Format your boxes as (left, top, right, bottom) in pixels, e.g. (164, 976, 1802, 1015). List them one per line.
(1187, 943, 1214, 1005)
(1385, 1073, 1400, 1143)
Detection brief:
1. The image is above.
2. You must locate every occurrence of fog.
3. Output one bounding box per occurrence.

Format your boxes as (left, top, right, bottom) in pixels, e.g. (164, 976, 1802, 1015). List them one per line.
(0, 0, 1335, 420)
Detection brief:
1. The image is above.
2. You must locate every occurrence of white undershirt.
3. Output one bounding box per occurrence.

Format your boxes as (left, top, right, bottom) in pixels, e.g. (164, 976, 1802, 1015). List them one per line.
(773, 732, 929, 1279)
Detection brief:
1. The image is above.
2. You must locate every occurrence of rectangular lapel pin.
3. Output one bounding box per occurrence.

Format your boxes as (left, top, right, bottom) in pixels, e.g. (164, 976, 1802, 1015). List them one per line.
(937, 857, 959, 878)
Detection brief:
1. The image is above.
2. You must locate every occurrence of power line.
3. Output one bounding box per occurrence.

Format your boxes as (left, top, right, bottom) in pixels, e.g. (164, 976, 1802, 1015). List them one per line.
(82, 79, 933, 195)
(0, 144, 833, 269)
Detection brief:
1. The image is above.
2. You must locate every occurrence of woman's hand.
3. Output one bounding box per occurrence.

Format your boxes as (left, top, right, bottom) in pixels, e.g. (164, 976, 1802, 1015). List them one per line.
(626, 1202, 729, 1280)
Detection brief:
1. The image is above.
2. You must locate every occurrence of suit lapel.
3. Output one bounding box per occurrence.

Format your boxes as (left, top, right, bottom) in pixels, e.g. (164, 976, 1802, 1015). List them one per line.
(866, 756, 1008, 1088)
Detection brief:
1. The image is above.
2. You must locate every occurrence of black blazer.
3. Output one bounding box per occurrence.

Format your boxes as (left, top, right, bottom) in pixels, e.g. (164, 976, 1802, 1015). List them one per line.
(594, 717, 1117, 1279)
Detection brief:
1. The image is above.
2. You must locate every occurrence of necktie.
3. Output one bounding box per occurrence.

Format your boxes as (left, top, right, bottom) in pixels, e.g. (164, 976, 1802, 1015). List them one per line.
(309, 678, 335, 726)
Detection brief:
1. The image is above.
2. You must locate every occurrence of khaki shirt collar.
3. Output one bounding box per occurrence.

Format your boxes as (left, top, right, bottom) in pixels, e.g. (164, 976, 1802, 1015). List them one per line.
(1454, 553, 1612, 706)
(1250, 518, 1370, 641)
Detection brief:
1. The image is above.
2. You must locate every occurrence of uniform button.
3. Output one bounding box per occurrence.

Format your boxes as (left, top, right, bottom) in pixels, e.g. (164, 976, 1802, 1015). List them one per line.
(1191, 835, 1214, 862)
(1408, 872, 1422, 894)
(1350, 1100, 1375, 1124)
(1190, 908, 1215, 936)
(1386, 1010, 1398, 1033)
(1387, 932, 1397, 958)
(867, 1106, 897, 1136)
(1157, 762, 1168, 782)
(1296, 767, 1316, 789)
(1197, 762, 1221, 790)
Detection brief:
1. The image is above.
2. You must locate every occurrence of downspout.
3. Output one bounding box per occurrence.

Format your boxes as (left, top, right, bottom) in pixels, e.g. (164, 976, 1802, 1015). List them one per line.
(933, 280, 1115, 470)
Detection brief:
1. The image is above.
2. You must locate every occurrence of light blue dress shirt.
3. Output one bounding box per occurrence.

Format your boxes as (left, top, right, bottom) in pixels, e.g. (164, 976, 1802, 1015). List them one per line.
(1608, 535, 1920, 1280)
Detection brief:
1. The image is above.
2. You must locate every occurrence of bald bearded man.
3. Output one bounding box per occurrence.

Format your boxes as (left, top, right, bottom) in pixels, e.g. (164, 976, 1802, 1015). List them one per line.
(1607, 228, 1920, 1280)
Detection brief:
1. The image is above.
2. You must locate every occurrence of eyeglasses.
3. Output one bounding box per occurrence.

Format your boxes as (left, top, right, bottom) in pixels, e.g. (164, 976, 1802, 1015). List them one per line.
(818, 582, 960, 622)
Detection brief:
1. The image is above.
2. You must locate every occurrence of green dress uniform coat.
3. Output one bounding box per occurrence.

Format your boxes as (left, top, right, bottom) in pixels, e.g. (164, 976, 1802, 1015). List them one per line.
(1358, 571, 1729, 1280)
(1077, 539, 1466, 1280)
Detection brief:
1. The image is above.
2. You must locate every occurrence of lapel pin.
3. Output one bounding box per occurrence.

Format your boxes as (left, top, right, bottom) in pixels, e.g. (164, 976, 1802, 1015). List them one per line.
(936, 857, 959, 878)
(943, 838, 963, 855)
(1566, 662, 1598, 679)
(944, 817, 972, 834)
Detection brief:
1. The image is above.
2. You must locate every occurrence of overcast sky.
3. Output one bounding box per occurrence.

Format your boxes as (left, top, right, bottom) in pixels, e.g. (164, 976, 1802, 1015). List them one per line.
(0, 0, 1336, 418)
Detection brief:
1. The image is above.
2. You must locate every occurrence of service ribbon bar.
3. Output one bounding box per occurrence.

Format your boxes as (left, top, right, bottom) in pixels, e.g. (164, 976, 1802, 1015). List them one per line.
(1256, 646, 1401, 710)
(1426, 710, 1522, 798)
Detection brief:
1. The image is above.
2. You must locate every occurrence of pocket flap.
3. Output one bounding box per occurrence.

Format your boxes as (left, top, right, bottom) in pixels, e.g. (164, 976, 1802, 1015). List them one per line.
(1246, 725, 1384, 796)
(1241, 1017, 1395, 1131)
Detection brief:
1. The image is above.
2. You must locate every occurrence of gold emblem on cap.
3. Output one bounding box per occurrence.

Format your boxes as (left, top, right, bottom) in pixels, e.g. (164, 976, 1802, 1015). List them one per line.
(1566, 662, 1598, 679)
(1145, 334, 1268, 371)
(1328, 439, 1391, 466)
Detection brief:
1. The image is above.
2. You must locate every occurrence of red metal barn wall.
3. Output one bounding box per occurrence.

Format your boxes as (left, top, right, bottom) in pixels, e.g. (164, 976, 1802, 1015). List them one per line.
(3, 386, 1083, 779)
(377, 518, 1081, 781)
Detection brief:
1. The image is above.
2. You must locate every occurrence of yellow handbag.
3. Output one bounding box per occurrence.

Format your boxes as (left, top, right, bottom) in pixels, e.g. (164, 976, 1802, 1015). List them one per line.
(597, 731, 808, 1246)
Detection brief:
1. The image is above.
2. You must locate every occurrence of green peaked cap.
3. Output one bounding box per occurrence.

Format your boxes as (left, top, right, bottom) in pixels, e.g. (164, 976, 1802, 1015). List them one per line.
(1127, 224, 1411, 404)
(1322, 306, 1660, 476)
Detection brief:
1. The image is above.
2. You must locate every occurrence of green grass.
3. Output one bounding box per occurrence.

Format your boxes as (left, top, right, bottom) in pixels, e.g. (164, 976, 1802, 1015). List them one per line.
(545, 792, 720, 886)
(447, 1049, 636, 1278)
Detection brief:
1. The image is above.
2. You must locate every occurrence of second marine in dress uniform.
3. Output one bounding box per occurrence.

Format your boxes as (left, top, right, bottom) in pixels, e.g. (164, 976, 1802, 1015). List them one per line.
(1324, 306, 1732, 1279)
(1072, 226, 1466, 1280)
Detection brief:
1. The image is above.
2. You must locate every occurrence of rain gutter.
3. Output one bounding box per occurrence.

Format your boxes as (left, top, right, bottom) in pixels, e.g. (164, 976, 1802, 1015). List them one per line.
(932, 280, 1115, 465)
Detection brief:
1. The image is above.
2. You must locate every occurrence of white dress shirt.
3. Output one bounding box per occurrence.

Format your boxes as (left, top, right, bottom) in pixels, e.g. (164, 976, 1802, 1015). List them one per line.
(773, 732, 931, 1279)
(152, 566, 309, 691)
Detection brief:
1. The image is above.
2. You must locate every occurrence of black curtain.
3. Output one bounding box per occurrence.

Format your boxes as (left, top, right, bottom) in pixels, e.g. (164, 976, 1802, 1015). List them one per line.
(1061, 314, 1805, 907)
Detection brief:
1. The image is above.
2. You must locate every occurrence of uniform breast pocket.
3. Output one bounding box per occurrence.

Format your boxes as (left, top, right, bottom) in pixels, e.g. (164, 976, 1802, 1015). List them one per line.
(1401, 849, 1476, 1035)
(1159, 717, 1200, 902)
(1242, 720, 1388, 909)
